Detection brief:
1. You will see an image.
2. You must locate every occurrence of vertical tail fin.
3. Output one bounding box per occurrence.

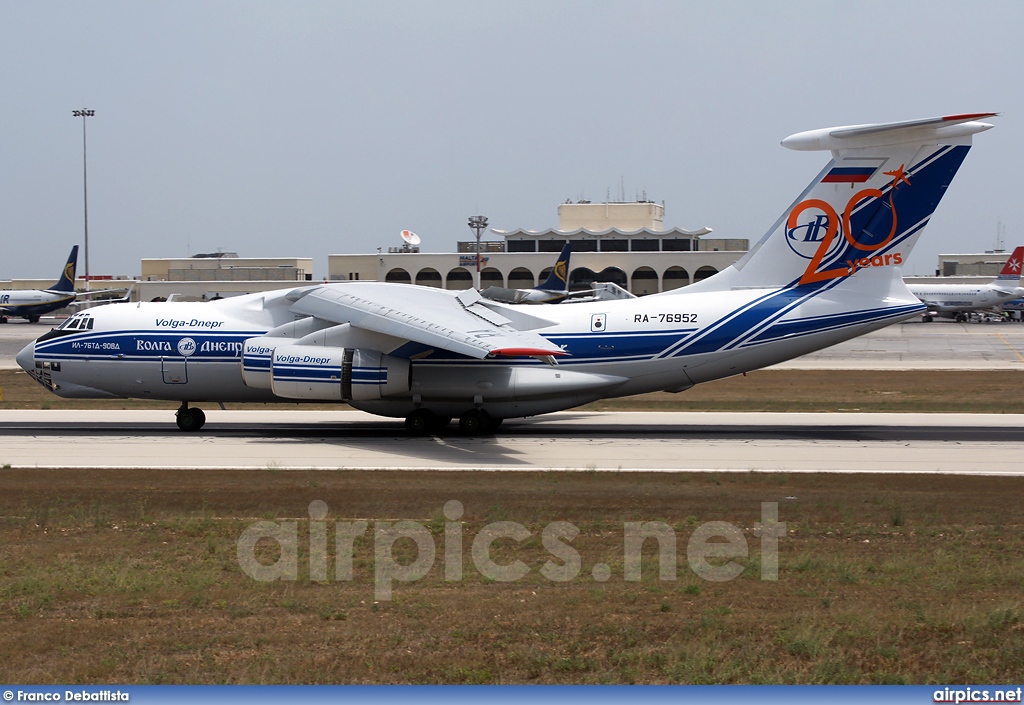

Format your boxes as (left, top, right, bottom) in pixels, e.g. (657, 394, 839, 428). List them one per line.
(537, 242, 571, 292)
(48, 246, 78, 293)
(679, 114, 995, 294)
(993, 246, 1024, 286)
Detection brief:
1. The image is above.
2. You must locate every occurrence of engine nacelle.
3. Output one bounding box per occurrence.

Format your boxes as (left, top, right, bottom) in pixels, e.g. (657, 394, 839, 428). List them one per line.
(240, 337, 282, 390)
(270, 345, 347, 400)
(243, 341, 410, 401)
(346, 348, 411, 401)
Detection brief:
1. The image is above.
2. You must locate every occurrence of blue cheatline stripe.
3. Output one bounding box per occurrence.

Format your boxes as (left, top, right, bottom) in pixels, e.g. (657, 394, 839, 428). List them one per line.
(744, 303, 924, 346)
(352, 369, 386, 383)
(35, 330, 266, 359)
(548, 330, 695, 359)
(655, 287, 798, 359)
(36, 353, 244, 364)
(274, 377, 338, 384)
(663, 283, 832, 359)
(272, 368, 340, 382)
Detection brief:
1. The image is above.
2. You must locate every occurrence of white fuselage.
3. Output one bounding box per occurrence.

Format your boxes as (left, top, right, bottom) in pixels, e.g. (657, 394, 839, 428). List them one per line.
(905, 282, 1023, 313)
(0, 289, 74, 320)
(18, 279, 921, 420)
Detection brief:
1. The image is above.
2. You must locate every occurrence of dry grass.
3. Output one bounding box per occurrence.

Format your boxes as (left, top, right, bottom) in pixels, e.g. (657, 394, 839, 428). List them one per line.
(4, 368, 1024, 413)
(1, 469, 1022, 684)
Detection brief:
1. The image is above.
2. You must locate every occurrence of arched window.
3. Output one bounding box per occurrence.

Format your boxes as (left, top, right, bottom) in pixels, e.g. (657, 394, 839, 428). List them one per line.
(507, 267, 535, 288)
(568, 267, 596, 292)
(662, 266, 689, 291)
(596, 267, 627, 288)
(630, 267, 659, 296)
(415, 268, 442, 288)
(481, 267, 504, 287)
(385, 268, 411, 283)
(446, 267, 473, 290)
(693, 265, 718, 282)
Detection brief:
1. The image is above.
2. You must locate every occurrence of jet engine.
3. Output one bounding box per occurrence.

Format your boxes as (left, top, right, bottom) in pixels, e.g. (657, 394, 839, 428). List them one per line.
(241, 339, 409, 401)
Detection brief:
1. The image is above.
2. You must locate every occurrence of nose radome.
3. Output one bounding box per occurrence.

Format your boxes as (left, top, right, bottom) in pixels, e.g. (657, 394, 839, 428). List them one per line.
(16, 340, 35, 373)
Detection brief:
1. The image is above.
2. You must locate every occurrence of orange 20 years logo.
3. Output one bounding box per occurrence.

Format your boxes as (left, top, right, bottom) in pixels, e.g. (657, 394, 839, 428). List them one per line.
(792, 165, 910, 286)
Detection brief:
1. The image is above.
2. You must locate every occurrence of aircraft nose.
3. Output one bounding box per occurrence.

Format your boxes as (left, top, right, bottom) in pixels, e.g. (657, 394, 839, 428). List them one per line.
(16, 340, 35, 373)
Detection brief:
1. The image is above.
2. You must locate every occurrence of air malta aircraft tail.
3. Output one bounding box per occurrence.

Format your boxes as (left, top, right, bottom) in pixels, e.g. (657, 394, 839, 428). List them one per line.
(679, 114, 996, 295)
(992, 246, 1024, 290)
(47, 245, 79, 294)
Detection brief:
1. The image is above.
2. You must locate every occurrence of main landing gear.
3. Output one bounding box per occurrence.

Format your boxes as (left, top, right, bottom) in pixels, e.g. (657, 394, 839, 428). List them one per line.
(458, 409, 502, 435)
(176, 402, 206, 432)
(404, 408, 502, 436)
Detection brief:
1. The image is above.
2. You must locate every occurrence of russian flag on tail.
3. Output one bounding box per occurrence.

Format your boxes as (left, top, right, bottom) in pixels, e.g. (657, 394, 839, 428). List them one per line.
(822, 166, 877, 183)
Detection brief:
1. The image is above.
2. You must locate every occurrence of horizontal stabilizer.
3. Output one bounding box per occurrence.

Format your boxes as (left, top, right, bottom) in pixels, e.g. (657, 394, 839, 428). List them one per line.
(783, 113, 995, 151)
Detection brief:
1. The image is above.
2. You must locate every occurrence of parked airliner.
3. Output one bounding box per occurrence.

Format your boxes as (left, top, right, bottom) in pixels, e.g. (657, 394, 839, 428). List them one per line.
(1, 246, 79, 323)
(481, 243, 573, 304)
(907, 246, 1024, 321)
(18, 113, 996, 434)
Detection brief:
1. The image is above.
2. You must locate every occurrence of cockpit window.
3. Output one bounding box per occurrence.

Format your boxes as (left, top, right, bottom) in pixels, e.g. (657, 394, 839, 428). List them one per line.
(57, 316, 94, 331)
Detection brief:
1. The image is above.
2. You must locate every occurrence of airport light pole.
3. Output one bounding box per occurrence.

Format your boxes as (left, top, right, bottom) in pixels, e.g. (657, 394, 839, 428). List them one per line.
(73, 109, 95, 298)
(468, 215, 488, 290)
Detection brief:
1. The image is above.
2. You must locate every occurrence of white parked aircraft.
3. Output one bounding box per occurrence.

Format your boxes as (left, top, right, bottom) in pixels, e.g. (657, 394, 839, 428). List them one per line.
(907, 246, 1024, 322)
(0, 246, 78, 323)
(482, 243, 637, 305)
(481, 242, 573, 304)
(18, 113, 996, 434)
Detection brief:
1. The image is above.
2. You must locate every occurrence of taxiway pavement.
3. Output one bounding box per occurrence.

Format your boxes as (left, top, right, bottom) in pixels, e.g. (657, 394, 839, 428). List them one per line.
(1, 410, 1021, 475)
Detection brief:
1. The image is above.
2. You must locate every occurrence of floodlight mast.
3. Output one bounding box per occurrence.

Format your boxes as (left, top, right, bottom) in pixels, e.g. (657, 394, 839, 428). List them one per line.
(72, 109, 95, 299)
(468, 215, 488, 290)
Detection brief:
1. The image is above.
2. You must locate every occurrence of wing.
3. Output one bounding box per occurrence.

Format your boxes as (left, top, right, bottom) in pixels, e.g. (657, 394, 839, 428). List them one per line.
(287, 282, 566, 360)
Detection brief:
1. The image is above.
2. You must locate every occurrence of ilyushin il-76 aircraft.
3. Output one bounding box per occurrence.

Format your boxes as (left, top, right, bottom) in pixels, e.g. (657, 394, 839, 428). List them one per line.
(18, 113, 995, 434)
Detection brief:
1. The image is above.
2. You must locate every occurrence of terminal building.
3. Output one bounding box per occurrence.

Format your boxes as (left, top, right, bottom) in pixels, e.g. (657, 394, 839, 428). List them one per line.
(328, 200, 749, 296)
(132, 252, 315, 300)
(935, 252, 1018, 277)
(11, 201, 1010, 308)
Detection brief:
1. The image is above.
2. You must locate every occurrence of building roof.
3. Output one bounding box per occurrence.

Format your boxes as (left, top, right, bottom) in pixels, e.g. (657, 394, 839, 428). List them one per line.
(491, 226, 713, 239)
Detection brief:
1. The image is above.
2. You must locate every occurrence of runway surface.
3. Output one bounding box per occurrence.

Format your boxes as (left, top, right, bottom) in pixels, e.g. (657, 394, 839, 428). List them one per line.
(4, 316, 1024, 369)
(2, 410, 1022, 475)
(4, 316, 1024, 476)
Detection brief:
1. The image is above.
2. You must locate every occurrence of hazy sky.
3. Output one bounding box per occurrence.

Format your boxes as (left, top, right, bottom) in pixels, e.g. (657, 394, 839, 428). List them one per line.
(2, 1, 1021, 280)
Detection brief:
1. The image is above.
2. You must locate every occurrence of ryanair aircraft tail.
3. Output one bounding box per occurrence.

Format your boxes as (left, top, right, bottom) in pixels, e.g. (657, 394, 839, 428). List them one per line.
(681, 114, 996, 294)
(537, 242, 571, 292)
(47, 246, 79, 293)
